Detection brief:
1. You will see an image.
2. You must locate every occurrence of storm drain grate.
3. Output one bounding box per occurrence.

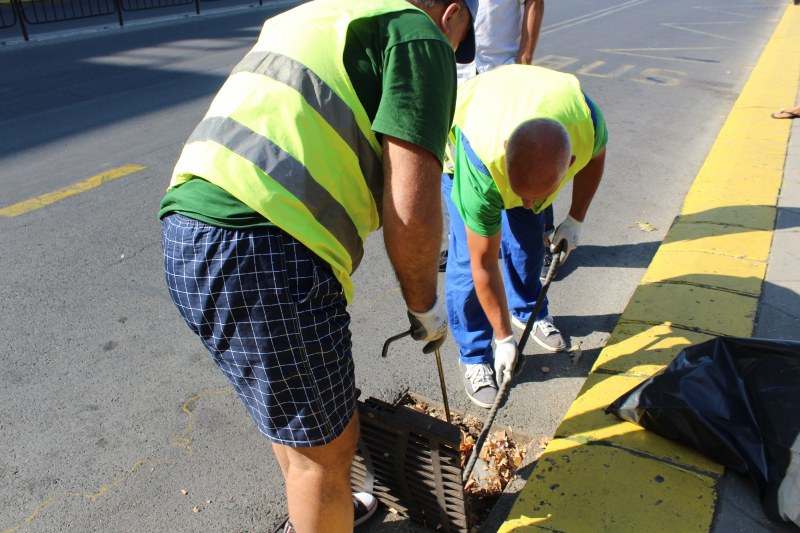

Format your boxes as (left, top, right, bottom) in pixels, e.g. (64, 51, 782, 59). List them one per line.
(351, 395, 470, 532)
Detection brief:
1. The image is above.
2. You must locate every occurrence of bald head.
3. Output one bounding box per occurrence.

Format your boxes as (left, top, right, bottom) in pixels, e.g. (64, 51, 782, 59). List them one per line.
(506, 118, 573, 208)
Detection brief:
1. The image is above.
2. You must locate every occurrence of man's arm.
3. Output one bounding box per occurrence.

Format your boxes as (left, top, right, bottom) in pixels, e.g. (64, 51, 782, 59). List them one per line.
(382, 135, 443, 313)
(517, 0, 544, 65)
(465, 227, 513, 340)
(568, 146, 606, 222)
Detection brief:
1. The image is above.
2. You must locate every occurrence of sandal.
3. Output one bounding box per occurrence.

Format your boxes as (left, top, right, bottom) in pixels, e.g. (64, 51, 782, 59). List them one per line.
(771, 109, 800, 119)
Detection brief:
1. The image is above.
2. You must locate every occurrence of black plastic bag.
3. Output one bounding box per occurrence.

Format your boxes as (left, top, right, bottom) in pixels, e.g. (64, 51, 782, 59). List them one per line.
(606, 336, 800, 526)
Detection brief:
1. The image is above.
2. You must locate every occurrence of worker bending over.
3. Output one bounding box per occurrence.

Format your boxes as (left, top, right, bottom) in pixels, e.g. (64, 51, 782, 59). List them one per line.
(443, 64, 608, 408)
(160, 0, 476, 531)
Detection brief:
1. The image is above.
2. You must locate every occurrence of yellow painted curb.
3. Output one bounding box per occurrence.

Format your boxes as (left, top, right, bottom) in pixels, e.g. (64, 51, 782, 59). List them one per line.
(592, 321, 713, 376)
(662, 223, 772, 262)
(678, 202, 776, 230)
(622, 283, 758, 336)
(502, 4, 800, 531)
(499, 439, 719, 533)
(641, 250, 766, 296)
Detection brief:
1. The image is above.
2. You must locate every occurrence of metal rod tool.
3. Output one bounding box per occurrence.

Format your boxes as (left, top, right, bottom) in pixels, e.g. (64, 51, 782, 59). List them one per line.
(434, 348, 452, 423)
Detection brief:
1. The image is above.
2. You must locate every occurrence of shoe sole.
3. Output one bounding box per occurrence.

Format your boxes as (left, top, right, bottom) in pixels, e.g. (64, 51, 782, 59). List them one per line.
(278, 497, 378, 532)
(510, 314, 527, 330)
(272, 517, 291, 533)
(465, 391, 494, 409)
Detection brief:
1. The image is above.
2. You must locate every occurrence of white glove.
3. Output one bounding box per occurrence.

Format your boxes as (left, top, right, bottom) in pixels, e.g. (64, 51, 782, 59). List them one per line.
(551, 215, 582, 262)
(494, 335, 519, 385)
(407, 297, 448, 352)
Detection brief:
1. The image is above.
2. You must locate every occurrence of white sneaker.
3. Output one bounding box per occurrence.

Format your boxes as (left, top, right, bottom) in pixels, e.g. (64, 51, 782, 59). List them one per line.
(353, 492, 378, 527)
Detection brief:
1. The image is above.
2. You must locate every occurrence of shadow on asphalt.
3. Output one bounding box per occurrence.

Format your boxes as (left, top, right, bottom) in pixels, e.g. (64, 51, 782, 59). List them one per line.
(0, 4, 299, 158)
(557, 204, 800, 282)
(512, 311, 621, 385)
(553, 241, 662, 281)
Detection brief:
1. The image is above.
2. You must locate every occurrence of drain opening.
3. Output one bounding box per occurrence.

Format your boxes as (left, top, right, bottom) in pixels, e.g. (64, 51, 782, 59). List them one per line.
(352, 391, 536, 532)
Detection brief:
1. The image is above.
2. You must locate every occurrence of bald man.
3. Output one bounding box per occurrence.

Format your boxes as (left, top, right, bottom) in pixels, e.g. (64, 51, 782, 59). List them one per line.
(442, 65, 607, 407)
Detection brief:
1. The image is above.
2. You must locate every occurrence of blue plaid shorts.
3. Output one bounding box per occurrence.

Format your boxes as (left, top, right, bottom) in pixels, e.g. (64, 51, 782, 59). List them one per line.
(161, 213, 356, 447)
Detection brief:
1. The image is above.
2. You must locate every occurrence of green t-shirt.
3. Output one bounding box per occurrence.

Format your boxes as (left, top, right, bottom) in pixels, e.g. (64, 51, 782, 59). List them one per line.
(159, 9, 456, 227)
(451, 92, 608, 237)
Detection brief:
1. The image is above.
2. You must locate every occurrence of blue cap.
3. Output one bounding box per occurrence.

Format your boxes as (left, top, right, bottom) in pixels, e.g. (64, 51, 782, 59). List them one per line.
(455, 0, 477, 64)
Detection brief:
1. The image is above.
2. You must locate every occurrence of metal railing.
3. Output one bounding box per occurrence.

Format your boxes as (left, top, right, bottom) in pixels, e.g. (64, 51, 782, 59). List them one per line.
(1, 4, 18, 29)
(1, 0, 264, 41)
(19, 0, 117, 23)
(120, 0, 196, 15)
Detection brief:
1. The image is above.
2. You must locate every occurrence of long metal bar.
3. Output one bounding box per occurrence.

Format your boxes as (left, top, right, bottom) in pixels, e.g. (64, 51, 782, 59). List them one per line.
(433, 348, 451, 423)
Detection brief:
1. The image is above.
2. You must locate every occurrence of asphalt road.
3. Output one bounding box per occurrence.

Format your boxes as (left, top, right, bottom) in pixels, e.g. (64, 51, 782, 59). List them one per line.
(0, 1, 788, 531)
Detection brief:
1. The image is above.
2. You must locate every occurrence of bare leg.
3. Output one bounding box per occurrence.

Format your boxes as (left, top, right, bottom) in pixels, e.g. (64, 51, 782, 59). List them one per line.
(273, 413, 360, 533)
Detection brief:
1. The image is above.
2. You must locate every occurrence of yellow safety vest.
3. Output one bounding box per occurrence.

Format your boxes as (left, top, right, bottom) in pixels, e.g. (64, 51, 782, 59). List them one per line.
(452, 65, 595, 213)
(169, 0, 438, 303)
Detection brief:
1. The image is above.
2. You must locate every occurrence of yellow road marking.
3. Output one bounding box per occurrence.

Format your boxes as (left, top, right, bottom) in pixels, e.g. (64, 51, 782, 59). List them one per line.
(0, 165, 145, 217)
(2, 389, 233, 532)
(2, 458, 162, 533)
(172, 390, 234, 459)
(662, 22, 741, 41)
(598, 46, 728, 64)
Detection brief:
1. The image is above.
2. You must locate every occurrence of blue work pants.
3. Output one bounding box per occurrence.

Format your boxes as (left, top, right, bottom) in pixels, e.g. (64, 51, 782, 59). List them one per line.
(442, 174, 549, 364)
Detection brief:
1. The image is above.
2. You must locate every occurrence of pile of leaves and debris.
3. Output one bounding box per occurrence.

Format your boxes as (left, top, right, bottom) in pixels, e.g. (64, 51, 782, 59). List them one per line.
(403, 398, 548, 529)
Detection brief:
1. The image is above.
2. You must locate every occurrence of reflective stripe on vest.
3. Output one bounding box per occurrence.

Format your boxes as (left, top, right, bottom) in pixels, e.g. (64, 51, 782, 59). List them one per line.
(231, 51, 383, 219)
(169, 0, 443, 303)
(188, 115, 364, 271)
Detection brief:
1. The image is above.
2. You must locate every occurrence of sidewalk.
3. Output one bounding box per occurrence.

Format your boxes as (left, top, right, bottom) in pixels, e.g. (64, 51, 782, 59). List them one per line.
(495, 4, 800, 532)
(0, 0, 302, 46)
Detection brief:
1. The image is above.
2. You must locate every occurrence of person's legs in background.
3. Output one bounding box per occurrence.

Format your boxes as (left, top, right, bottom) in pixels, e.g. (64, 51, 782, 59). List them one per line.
(439, 193, 451, 272)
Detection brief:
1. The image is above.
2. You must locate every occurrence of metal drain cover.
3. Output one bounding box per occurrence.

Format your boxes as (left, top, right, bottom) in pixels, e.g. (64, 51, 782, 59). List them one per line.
(351, 396, 470, 532)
